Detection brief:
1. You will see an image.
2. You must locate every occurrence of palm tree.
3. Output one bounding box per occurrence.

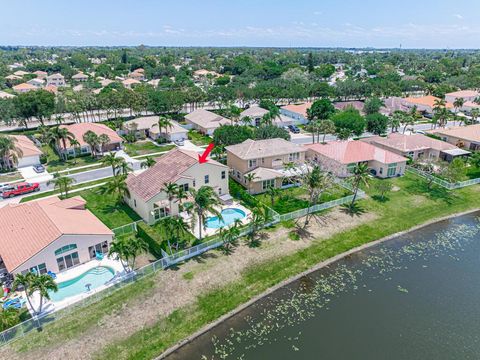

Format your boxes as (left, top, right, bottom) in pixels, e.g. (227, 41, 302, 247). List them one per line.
(244, 173, 258, 194)
(0, 135, 23, 170)
(301, 164, 333, 226)
(265, 185, 281, 208)
(175, 186, 189, 212)
(470, 108, 479, 124)
(349, 163, 370, 209)
(30, 274, 58, 315)
(157, 116, 173, 142)
(117, 159, 132, 176)
(48, 174, 76, 198)
(12, 273, 36, 315)
(83, 130, 99, 158)
(390, 111, 404, 133)
(317, 119, 336, 143)
(170, 217, 190, 249)
(108, 238, 131, 273)
(141, 156, 156, 168)
(56, 127, 75, 160)
(188, 186, 222, 240)
(453, 98, 465, 125)
(163, 182, 178, 215)
(305, 120, 319, 143)
(98, 134, 111, 155)
(70, 138, 81, 162)
(100, 175, 130, 202)
(219, 223, 240, 254)
(0, 308, 19, 331)
(101, 152, 123, 175)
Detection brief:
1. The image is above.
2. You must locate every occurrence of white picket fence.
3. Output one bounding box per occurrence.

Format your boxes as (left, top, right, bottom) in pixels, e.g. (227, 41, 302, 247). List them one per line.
(406, 166, 480, 190)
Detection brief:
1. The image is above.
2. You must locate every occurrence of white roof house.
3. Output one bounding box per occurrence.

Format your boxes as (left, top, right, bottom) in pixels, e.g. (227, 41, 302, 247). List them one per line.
(184, 109, 231, 135)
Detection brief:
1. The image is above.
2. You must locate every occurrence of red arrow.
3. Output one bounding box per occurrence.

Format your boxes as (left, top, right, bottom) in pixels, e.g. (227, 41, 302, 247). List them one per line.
(198, 143, 215, 164)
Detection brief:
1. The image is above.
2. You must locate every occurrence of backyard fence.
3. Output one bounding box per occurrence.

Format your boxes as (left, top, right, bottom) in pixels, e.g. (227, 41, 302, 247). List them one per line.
(0, 188, 362, 347)
(406, 166, 480, 190)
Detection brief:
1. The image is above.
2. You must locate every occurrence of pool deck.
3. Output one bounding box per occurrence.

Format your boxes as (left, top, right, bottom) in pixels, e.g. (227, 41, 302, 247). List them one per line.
(182, 202, 252, 238)
(27, 256, 126, 315)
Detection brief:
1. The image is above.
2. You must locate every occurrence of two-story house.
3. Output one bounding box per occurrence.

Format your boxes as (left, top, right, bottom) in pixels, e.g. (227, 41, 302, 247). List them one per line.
(125, 148, 229, 224)
(225, 138, 307, 194)
(46, 73, 66, 87)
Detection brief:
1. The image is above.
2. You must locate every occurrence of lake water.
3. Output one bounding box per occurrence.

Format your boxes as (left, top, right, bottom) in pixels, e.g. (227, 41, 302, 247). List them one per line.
(166, 212, 480, 360)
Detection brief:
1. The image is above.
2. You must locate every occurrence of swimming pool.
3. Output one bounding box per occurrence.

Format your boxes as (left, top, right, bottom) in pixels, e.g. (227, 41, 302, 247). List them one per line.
(49, 266, 115, 302)
(204, 208, 247, 229)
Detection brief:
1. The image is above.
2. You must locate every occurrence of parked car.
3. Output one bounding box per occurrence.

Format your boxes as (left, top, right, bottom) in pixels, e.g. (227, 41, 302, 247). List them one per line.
(174, 139, 185, 146)
(288, 125, 300, 134)
(33, 164, 45, 173)
(0, 183, 13, 194)
(2, 182, 40, 198)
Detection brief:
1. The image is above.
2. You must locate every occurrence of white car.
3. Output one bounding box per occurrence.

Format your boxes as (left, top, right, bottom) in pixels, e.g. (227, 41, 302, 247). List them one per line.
(174, 139, 185, 146)
(0, 183, 13, 194)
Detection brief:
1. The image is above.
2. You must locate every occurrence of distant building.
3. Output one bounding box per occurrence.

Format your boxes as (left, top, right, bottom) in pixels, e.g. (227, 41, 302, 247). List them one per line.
(402, 95, 453, 114)
(0, 135, 43, 169)
(122, 116, 188, 142)
(280, 103, 311, 125)
(428, 124, 480, 151)
(72, 72, 89, 82)
(240, 106, 293, 127)
(33, 71, 48, 79)
(46, 73, 66, 87)
(445, 90, 480, 104)
(27, 78, 45, 89)
(12, 83, 37, 93)
(184, 109, 231, 135)
(122, 78, 141, 89)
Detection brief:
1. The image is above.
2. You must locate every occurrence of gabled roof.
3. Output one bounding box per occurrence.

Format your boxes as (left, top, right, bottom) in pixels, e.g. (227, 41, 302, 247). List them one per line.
(10, 135, 43, 157)
(184, 109, 230, 130)
(281, 102, 312, 117)
(226, 138, 305, 160)
(429, 124, 480, 143)
(72, 72, 89, 79)
(361, 133, 458, 153)
(126, 148, 226, 202)
(240, 106, 269, 118)
(0, 196, 113, 272)
(123, 116, 187, 135)
(60, 123, 123, 148)
(306, 140, 407, 165)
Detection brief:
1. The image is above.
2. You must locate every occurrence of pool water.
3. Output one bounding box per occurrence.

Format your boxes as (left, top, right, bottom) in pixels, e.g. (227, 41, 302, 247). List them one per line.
(49, 266, 115, 302)
(204, 208, 246, 229)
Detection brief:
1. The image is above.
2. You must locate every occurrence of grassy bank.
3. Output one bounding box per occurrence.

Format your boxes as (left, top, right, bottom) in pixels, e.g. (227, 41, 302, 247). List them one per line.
(7, 173, 480, 359)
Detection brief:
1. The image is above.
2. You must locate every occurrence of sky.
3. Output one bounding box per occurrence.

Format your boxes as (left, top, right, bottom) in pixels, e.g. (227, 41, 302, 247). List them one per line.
(1, 0, 480, 48)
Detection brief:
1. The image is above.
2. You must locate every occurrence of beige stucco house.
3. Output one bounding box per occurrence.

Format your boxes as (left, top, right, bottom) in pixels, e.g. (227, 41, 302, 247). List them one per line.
(125, 148, 229, 224)
(305, 140, 407, 178)
(428, 124, 480, 151)
(360, 133, 469, 162)
(122, 116, 188, 142)
(0, 196, 113, 276)
(225, 138, 307, 194)
(46, 73, 66, 87)
(184, 109, 231, 135)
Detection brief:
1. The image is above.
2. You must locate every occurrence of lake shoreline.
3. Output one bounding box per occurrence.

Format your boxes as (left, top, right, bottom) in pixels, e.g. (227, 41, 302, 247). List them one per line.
(158, 207, 480, 359)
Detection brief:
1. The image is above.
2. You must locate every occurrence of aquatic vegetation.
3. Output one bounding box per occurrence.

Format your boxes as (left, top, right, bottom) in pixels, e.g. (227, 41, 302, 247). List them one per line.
(204, 219, 480, 359)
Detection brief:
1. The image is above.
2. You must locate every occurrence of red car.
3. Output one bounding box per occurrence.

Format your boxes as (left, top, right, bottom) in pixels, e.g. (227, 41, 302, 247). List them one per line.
(2, 182, 40, 198)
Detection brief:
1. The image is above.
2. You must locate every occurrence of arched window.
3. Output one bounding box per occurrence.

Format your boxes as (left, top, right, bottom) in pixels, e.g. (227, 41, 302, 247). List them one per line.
(54, 244, 77, 256)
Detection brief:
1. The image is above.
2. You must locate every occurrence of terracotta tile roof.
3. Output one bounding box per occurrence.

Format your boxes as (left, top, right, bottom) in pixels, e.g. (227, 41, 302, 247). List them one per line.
(126, 148, 226, 202)
(226, 138, 306, 160)
(403, 95, 453, 109)
(281, 102, 312, 117)
(429, 124, 480, 143)
(60, 123, 123, 148)
(445, 90, 480, 98)
(10, 135, 43, 157)
(361, 133, 458, 153)
(0, 196, 113, 272)
(184, 109, 230, 130)
(12, 83, 36, 91)
(306, 140, 407, 165)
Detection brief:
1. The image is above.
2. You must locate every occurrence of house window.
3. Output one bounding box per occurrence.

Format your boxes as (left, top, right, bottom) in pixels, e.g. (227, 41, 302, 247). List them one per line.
(193, 179, 196, 187)
(153, 204, 168, 220)
(134, 199, 137, 207)
(387, 163, 397, 177)
(221, 171, 226, 179)
(54, 244, 77, 256)
(248, 159, 257, 168)
(407, 151, 414, 157)
(262, 179, 275, 190)
(180, 183, 189, 192)
(29, 263, 47, 275)
(56, 252, 80, 272)
(379, 167, 383, 175)
(289, 153, 300, 162)
(88, 241, 109, 259)
(204, 175, 209, 184)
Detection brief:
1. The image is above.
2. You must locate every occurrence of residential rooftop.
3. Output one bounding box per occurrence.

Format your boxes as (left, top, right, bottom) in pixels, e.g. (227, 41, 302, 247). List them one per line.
(403, 95, 453, 109)
(281, 102, 312, 117)
(184, 109, 230, 129)
(226, 138, 305, 160)
(60, 123, 123, 148)
(360, 133, 458, 153)
(429, 124, 480, 143)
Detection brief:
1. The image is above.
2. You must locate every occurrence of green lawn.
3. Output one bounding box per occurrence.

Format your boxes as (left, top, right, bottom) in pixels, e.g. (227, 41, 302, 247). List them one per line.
(74, 188, 141, 229)
(42, 145, 100, 173)
(466, 165, 480, 180)
(124, 141, 174, 156)
(9, 172, 480, 359)
(187, 130, 211, 146)
(255, 185, 351, 214)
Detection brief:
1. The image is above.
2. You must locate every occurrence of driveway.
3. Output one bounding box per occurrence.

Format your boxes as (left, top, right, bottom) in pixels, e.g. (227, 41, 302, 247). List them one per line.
(18, 166, 53, 183)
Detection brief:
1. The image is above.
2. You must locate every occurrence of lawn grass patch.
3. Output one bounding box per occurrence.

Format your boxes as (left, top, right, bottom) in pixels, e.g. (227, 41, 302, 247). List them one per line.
(124, 141, 174, 156)
(187, 130, 211, 146)
(42, 145, 100, 173)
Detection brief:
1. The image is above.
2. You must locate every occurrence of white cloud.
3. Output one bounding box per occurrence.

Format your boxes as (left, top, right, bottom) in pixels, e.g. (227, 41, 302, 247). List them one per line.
(453, 14, 464, 19)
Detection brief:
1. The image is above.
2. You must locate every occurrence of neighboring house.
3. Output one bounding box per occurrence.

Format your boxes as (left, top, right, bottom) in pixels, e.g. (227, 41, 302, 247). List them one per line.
(45, 84, 58, 94)
(360, 133, 469, 162)
(125, 148, 229, 224)
(12, 83, 37, 93)
(0, 90, 15, 99)
(0, 196, 113, 276)
(27, 77, 45, 89)
(122, 116, 188, 142)
(305, 140, 407, 178)
(240, 106, 293, 127)
(402, 95, 453, 114)
(122, 78, 141, 89)
(0, 135, 43, 169)
(128, 71, 145, 81)
(33, 70, 48, 79)
(58, 123, 123, 156)
(5, 75, 22, 81)
(184, 109, 231, 135)
(72, 72, 89, 82)
(226, 138, 307, 194)
(193, 69, 220, 78)
(99, 78, 114, 87)
(13, 70, 30, 77)
(445, 90, 480, 104)
(280, 103, 311, 125)
(46, 73, 66, 87)
(428, 124, 480, 151)
(333, 101, 365, 114)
